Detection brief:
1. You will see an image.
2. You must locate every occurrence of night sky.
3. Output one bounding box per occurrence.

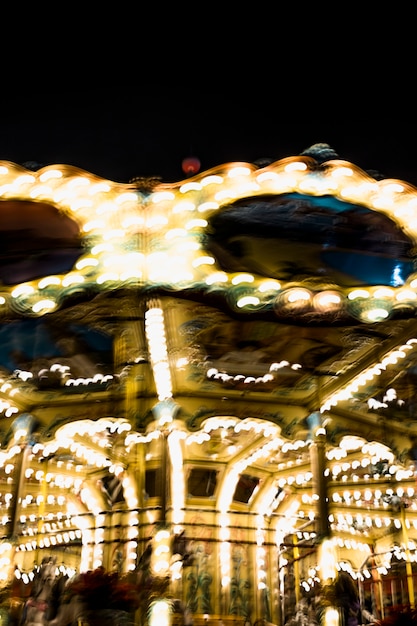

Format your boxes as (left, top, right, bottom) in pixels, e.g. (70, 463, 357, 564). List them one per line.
(1, 51, 416, 187)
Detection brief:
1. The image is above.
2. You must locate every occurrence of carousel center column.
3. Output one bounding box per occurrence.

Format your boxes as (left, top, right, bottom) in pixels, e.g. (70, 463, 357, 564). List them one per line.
(307, 412, 330, 544)
(307, 412, 340, 626)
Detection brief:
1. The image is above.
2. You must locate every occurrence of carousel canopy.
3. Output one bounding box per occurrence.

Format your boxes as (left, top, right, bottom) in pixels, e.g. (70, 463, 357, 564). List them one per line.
(1, 143, 417, 584)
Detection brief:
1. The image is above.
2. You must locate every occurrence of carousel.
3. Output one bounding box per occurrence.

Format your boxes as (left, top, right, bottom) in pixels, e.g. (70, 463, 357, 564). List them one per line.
(0, 143, 417, 626)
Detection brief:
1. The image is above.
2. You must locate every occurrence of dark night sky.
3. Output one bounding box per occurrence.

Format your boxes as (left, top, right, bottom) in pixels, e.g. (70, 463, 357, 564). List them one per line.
(1, 20, 416, 188)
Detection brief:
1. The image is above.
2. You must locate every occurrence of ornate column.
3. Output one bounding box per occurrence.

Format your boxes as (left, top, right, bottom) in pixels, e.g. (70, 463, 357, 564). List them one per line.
(307, 412, 339, 626)
(307, 412, 330, 542)
(401, 504, 415, 609)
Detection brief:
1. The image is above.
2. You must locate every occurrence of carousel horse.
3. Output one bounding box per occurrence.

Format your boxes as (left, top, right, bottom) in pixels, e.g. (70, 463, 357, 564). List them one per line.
(47, 592, 87, 626)
(21, 557, 57, 626)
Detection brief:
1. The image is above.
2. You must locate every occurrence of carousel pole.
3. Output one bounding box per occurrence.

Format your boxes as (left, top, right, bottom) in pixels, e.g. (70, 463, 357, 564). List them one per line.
(6, 415, 36, 582)
(9, 444, 31, 541)
(8, 415, 36, 541)
(145, 301, 183, 626)
(149, 400, 179, 626)
(307, 411, 340, 626)
(307, 412, 330, 542)
(400, 504, 415, 609)
(35, 461, 48, 566)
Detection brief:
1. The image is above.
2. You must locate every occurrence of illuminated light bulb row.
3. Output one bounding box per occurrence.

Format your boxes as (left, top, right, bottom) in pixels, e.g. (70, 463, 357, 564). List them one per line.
(255, 520, 268, 591)
(0, 542, 12, 582)
(22, 517, 73, 537)
(122, 476, 139, 511)
(0, 163, 146, 317)
(64, 373, 114, 388)
(295, 530, 317, 544)
(330, 486, 410, 509)
(0, 419, 136, 561)
(14, 563, 76, 584)
(206, 359, 302, 388)
(0, 399, 19, 418)
(93, 524, 105, 569)
(16, 493, 96, 542)
(321, 338, 417, 412)
(329, 510, 417, 534)
(17, 528, 82, 553)
(126, 538, 138, 572)
(329, 462, 412, 483)
(329, 455, 396, 478)
(0, 373, 20, 416)
(145, 304, 173, 402)
(151, 528, 171, 576)
(297, 479, 417, 530)
(12, 366, 115, 392)
(149, 160, 417, 320)
(184, 415, 283, 444)
(206, 367, 274, 386)
(48, 417, 131, 450)
(3, 157, 417, 319)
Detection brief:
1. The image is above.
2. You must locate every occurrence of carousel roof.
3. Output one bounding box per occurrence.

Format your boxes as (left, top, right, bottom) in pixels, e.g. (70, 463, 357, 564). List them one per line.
(1, 144, 417, 442)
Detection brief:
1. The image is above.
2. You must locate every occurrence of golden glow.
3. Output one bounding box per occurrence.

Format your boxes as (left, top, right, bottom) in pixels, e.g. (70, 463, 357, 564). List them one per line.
(325, 607, 340, 626)
(4, 155, 417, 598)
(1, 156, 417, 321)
(149, 599, 172, 626)
(319, 539, 338, 581)
(168, 430, 185, 525)
(145, 303, 172, 401)
(0, 415, 402, 579)
(151, 529, 171, 576)
(322, 338, 417, 412)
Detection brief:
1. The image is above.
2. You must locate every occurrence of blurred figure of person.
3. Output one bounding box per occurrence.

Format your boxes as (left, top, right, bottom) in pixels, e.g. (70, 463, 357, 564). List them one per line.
(333, 573, 361, 626)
